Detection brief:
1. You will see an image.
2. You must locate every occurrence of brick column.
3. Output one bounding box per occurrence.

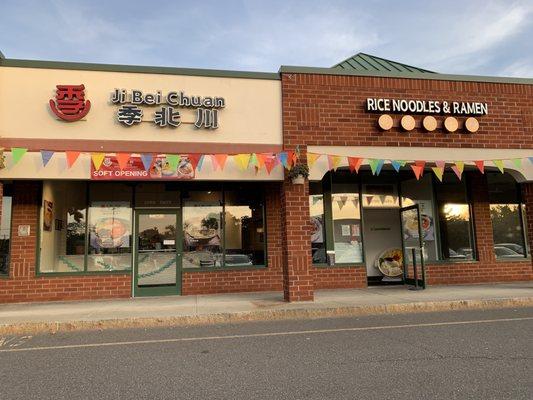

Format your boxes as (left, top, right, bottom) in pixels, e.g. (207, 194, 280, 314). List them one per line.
(521, 183, 533, 273)
(280, 171, 314, 302)
(10, 181, 40, 278)
(469, 173, 495, 263)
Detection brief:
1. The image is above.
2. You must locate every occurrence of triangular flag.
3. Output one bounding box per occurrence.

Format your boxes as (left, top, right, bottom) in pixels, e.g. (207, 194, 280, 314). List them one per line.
(249, 153, 258, 169)
(493, 159, 504, 173)
(286, 151, 296, 169)
(11, 148, 27, 165)
(234, 154, 251, 171)
(140, 154, 153, 171)
(277, 152, 288, 169)
(65, 151, 81, 168)
(214, 154, 228, 170)
(435, 160, 446, 169)
(528, 157, 533, 165)
(40, 150, 54, 167)
(209, 154, 219, 170)
(196, 155, 206, 172)
(166, 154, 180, 171)
(264, 154, 278, 174)
(454, 161, 465, 175)
(327, 155, 342, 171)
(366, 195, 374, 205)
(415, 161, 426, 176)
(474, 160, 484, 174)
(369, 159, 384, 175)
(115, 153, 131, 170)
(451, 165, 463, 180)
(391, 160, 402, 172)
(348, 157, 363, 173)
(256, 153, 268, 170)
(307, 153, 321, 168)
(187, 154, 203, 171)
(512, 158, 522, 169)
(411, 165, 423, 180)
(431, 166, 444, 182)
(378, 195, 386, 204)
(91, 153, 105, 170)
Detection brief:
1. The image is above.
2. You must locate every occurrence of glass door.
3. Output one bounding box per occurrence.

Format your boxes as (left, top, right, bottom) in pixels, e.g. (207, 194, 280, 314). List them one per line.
(134, 210, 181, 296)
(399, 205, 426, 289)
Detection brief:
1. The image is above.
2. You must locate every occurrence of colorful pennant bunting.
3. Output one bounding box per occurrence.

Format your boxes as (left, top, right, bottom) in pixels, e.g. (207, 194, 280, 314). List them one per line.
(390, 160, 406, 172)
(348, 157, 363, 173)
(11, 148, 27, 165)
(474, 160, 484, 174)
(493, 159, 504, 173)
(165, 154, 180, 171)
(187, 154, 203, 171)
(327, 155, 342, 171)
(277, 152, 288, 169)
(91, 153, 105, 170)
(140, 154, 153, 171)
(264, 154, 278, 174)
(196, 155, 206, 172)
(234, 153, 251, 171)
(214, 154, 228, 170)
(40, 150, 54, 167)
(512, 158, 522, 169)
(115, 153, 131, 170)
(307, 153, 321, 169)
(431, 166, 444, 182)
(65, 151, 81, 168)
(369, 159, 384, 175)
(411, 165, 423, 180)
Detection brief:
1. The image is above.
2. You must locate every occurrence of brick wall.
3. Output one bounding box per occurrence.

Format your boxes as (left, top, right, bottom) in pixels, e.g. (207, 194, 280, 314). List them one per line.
(282, 72, 533, 288)
(0, 181, 284, 303)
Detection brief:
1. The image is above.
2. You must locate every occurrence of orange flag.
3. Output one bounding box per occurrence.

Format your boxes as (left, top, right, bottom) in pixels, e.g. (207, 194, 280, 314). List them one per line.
(187, 154, 203, 170)
(347, 157, 363, 173)
(474, 160, 484, 174)
(264, 154, 278, 174)
(214, 154, 228, 170)
(65, 151, 81, 168)
(411, 165, 423, 180)
(115, 153, 131, 170)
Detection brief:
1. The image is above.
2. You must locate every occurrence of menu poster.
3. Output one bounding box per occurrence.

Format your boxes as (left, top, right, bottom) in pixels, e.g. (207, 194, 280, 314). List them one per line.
(89, 202, 132, 250)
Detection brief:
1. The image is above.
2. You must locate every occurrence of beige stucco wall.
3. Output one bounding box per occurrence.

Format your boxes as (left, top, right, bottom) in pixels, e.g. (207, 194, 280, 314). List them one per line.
(0, 66, 282, 145)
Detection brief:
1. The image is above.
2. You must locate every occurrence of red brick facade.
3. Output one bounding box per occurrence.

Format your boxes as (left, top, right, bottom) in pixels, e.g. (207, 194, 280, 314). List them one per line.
(281, 72, 533, 296)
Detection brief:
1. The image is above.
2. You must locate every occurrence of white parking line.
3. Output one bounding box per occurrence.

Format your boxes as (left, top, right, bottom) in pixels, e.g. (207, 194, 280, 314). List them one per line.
(1, 316, 532, 353)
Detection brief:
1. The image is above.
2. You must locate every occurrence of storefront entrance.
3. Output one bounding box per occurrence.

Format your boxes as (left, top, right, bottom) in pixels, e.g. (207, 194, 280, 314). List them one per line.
(399, 205, 426, 289)
(133, 210, 182, 297)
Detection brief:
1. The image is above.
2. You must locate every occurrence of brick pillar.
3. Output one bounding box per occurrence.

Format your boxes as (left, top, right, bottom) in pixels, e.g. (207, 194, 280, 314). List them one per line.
(281, 168, 314, 302)
(469, 173, 495, 263)
(10, 181, 40, 278)
(521, 183, 533, 273)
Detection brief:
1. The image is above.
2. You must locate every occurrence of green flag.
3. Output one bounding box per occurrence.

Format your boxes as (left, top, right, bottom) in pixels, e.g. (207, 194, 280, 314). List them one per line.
(11, 148, 28, 165)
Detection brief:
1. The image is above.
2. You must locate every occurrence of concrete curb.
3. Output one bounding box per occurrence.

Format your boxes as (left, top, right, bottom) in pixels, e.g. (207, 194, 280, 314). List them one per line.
(1, 296, 532, 335)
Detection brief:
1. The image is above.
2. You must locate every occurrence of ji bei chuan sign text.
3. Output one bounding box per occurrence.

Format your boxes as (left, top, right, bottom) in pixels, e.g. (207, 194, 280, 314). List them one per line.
(366, 98, 488, 116)
(111, 89, 225, 129)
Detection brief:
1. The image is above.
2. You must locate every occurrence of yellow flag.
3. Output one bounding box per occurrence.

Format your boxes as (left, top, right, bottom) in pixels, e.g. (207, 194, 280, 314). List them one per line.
(493, 160, 504, 173)
(307, 153, 321, 168)
(233, 154, 251, 171)
(431, 166, 444, 182)
(91, 153, 106, 170)
(454, 161, 465, 174)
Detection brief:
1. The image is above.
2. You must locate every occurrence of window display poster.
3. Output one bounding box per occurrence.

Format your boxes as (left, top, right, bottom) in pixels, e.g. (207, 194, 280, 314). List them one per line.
(341, 224, 351, 236)
(43, 200, 53, 232)
(311, 215, 324, 243)
(89, 202, 132, 250)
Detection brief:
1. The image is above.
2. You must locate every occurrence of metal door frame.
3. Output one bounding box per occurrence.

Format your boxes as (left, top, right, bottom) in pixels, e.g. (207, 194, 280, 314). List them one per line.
(133, 209, 182, 297)
(399, 204, 426, 289)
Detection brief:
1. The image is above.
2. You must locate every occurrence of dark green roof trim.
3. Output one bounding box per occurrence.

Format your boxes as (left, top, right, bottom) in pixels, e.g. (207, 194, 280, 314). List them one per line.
(279, 65, 533, 85)
(334, 52, 435, 74)
(0, 58, 280, 80)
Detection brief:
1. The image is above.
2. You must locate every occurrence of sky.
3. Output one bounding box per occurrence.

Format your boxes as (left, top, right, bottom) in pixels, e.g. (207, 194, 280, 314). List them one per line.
(1, 0, 532, 77)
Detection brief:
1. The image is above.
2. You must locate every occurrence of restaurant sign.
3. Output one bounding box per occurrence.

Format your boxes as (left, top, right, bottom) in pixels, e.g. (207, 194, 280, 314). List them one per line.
(366, 98, 488, 115)
(91, 155, 195, 180)
(111, 89, 225, 129)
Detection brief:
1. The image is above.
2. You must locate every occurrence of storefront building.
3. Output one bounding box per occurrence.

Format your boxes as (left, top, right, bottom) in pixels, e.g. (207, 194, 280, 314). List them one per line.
(1, 52, 532, 303)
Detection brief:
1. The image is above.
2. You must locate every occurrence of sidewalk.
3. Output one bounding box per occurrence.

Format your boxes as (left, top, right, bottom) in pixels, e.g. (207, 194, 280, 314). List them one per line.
(1, 282, 532, 334)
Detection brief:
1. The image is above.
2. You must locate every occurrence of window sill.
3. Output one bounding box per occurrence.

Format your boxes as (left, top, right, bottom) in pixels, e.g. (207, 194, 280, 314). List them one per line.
(495, 257, 531, 263)
(0, 274, 10, 279)
(313, 263, 365, 269)
(183, 265, 267, 273)
(36, 270, 132, 277)
(427, 259, 478, 265)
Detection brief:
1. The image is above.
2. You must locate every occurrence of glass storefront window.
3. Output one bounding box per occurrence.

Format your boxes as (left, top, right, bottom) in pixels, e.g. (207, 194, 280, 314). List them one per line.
(0, 183, 13, 275)
(224, 185, 265, 266)
(435, 173, 474, 260)
(40, 181, 87, 273)
(332, 181, 362, 264)
(310, 181, 326, 264)
(488, 173, 527, 259)
(182, 191, 223, 268)
(87, 183, 133, 271)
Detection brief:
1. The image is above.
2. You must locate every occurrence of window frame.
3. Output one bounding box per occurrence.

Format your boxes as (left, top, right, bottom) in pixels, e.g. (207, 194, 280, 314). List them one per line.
(0, 183, 14, 278)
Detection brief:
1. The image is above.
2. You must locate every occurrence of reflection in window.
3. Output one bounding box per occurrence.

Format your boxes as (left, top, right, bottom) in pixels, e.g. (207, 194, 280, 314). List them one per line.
(87, 183, 133, 271)
(332, 183, 362, 264)
(488, 173, 526, 259)
(0, 183, 13, 275)
(182, 191, 223, 268)
(309, 181, 326, 264)
(40, 181, 87, 272)
(224, 187, 265, 266)
(435, 173, 474, 260)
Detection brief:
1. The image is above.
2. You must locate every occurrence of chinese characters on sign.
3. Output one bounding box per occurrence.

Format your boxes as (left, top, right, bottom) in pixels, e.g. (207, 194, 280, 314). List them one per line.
(49, 84, 91, 121)
(111, 89, 224, 129)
